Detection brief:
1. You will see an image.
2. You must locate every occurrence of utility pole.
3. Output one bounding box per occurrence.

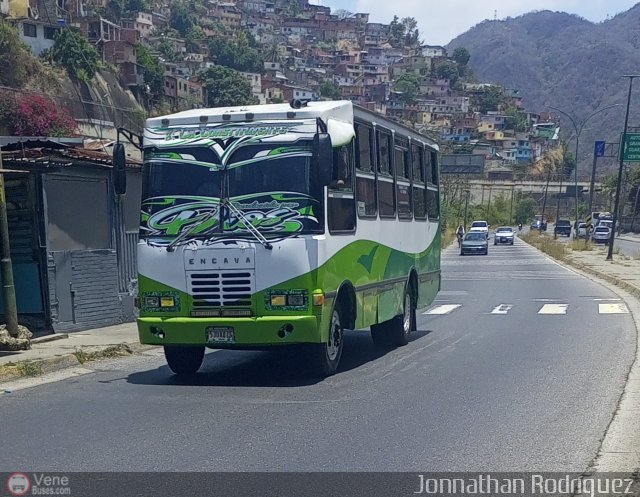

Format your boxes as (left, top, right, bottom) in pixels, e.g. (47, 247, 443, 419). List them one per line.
(608, 75, 639, 260)
(463, 189, 470, 231)
(0, 148, 18, 337)
(541, 166, 552, 231)
(509, 185, 515, 225)
(554, 163, 564, 239)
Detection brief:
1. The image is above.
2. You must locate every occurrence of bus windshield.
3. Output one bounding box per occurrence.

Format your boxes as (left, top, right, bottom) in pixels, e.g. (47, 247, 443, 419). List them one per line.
(140, 142, 324, 240)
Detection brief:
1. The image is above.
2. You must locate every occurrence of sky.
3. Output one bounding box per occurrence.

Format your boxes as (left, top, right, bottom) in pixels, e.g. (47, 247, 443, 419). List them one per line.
(314, 1, 640, 45)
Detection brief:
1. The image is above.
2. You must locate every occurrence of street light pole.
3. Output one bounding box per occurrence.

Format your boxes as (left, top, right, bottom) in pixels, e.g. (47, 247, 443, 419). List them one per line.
(607, 76, 638, 260)
(550, 104, 621, 229)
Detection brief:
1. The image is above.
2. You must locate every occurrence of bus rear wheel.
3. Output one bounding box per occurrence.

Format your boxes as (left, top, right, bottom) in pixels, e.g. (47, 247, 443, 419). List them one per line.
(371, 287, 415, 348)
(307, 304, 344, 377)
(164, 346, 205, 376)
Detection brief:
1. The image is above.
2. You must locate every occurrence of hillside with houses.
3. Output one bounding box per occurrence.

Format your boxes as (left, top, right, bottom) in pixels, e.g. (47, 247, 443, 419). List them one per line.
(0, 0, 568, 180)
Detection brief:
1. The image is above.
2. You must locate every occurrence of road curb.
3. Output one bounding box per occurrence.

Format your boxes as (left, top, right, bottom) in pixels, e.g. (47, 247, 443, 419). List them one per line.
(0, 342, 155, 384)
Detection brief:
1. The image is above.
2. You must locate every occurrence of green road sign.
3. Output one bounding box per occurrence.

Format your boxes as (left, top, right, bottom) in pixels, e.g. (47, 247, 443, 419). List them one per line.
(623, 133, 640, 161)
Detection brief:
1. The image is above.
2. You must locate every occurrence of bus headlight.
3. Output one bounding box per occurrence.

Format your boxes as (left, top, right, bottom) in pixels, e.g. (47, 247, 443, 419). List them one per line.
(145, 296, 159, 308)
(287, 294, 305, 306)
(270, 295, 287, 306)
(160, 296, 175, 308)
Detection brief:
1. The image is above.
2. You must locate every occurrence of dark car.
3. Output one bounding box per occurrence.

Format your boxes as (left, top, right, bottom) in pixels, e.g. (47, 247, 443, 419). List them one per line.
(460, 232, 489, 256)
(554, 219, 572, 237)
(531, 215, 547, 231)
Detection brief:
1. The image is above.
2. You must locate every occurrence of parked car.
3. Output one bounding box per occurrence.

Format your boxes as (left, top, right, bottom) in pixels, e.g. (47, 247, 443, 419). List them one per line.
(591, 226, 612, 244)
(554, 219, 572, 237)
(574, 222, 588, 239)
(460, 231, 489, 255)
(597, 219, 613, 230)
(469, 220, 489, 237)
(531, 215, 547, 231)
(494, 226, 515, 245)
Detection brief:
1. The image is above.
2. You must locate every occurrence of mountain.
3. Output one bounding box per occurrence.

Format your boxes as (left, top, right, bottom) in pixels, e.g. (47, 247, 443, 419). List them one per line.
(447, 5, 640, 176)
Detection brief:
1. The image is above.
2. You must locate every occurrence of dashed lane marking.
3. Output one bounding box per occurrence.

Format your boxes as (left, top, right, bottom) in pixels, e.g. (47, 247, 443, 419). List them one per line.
(598, 303, 629, 314)
(538, 304, 569, 315)
(424, 304, 461, 315)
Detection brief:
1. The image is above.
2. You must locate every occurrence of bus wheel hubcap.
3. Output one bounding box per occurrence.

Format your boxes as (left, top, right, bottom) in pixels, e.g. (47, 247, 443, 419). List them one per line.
(327, 309, 341, 361)
(403, 292, 412, 335)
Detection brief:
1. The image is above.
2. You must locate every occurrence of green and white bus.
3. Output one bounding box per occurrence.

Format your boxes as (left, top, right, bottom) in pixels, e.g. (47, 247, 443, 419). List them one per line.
(129, 100, 441, 377)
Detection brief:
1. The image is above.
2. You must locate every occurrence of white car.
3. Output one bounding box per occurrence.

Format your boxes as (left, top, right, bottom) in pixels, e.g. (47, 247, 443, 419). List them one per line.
(469, 220, 489, 237)
(493, 226, 515, 245)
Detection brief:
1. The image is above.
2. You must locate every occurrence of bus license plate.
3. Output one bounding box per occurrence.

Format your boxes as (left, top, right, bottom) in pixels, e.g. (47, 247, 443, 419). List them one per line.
(206, 327, 235, 343)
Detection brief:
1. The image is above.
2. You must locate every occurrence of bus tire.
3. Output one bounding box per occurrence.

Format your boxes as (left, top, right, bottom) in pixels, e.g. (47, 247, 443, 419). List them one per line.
(371, 286, 415, 348)
(164, 346, 205, 376)
(307, 303, 344, 377)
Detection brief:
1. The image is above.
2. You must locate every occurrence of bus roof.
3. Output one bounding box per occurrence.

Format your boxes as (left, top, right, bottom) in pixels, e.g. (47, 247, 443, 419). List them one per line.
(145, 100, 354, 129)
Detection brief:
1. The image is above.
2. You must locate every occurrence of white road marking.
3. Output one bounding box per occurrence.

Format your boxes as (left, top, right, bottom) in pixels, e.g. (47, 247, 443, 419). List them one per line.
(538, 304, 569, 315)
(1, 367, 94, 393)
(491, 304, 513, 314)
(424, 304, 461, 315)
(593, 298, 622, 302)
(598, 303, 629, 314)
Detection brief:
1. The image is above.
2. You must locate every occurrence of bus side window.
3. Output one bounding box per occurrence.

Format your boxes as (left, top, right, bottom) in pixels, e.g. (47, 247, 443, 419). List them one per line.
(328, 141, 356, 233)
(330, 143, 353, 191)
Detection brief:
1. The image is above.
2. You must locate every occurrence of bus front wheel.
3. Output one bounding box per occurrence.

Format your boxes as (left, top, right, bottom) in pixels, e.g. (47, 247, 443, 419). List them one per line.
(164, 346, 205, 376)
(307, 304, 344, 377)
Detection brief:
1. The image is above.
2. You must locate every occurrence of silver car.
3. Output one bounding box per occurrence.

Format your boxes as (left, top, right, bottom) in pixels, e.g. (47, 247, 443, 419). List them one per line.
(591, 226, 611, 244)
(494, 226, 515, 245)
(461, 231, 489, 255)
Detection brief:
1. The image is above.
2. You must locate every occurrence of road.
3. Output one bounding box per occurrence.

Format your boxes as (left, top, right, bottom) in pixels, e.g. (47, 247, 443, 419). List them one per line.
(0, 239, 636, 472)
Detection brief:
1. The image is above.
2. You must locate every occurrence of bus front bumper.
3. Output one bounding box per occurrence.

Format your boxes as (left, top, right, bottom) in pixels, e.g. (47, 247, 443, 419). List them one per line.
(138, 315, 320, 347)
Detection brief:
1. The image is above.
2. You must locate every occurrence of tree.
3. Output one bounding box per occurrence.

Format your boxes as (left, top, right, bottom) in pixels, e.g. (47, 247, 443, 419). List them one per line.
(394, 73, 420, 103)
(504, 106, 528, 132)
(0, 23, 42, 88)
(185, 26, 205, 54)
(388, 16, 405, 48)
(0, 92, 76, 136)
(514, 197, 536, 224)
(402, 17, 420, 47)
(136, 44, 164, 103)
(320, 80, 341, 100)
(200, 66, 257, 107)
(433, 60, 459, 86)
(452, 47, 470, 66)
(169, 1, 194, 37)
(208, 33, 263, 73)
(471, 85, 505, 113)
(52, 29, 100, 81)
(124, 0, 146, 13)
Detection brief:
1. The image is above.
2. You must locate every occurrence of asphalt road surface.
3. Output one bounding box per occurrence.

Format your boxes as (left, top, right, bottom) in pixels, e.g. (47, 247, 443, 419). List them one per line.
(0, 238, 636, 472)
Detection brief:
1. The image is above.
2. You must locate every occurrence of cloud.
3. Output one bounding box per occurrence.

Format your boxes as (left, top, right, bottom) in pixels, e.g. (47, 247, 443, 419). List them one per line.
(320, 0, 639, 45)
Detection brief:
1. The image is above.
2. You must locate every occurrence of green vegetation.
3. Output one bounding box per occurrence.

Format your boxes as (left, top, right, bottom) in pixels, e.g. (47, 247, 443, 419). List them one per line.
(52, 29, 100, 81)
(0, 22, 45, 89)
(208, 32, 263, 73)
(136, 44, 164, 104)
(16, 360, 43, 377)
(319, 80, 342, 100)
(388, 16, 421, 48)
(394, 73, 420, 103)
(520, 231, 567, 260)
(200, 65, 257, 107)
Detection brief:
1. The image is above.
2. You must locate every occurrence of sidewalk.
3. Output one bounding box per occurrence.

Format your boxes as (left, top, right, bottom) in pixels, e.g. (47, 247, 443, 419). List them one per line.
(0, 322, 145, 382)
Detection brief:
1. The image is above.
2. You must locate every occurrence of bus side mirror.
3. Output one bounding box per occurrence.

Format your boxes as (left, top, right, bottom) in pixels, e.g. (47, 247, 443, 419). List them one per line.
(313, 133, 332, 186)
(113, 142, 127, 195)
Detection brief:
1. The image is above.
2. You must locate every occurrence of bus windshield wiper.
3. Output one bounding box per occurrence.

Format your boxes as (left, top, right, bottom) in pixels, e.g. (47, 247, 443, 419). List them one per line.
(224, 199, 273, 250)
(166, 209, 219, 252)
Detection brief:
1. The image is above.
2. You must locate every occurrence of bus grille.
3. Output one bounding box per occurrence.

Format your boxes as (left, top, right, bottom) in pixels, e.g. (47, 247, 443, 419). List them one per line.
(188, 271, 254, 308)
